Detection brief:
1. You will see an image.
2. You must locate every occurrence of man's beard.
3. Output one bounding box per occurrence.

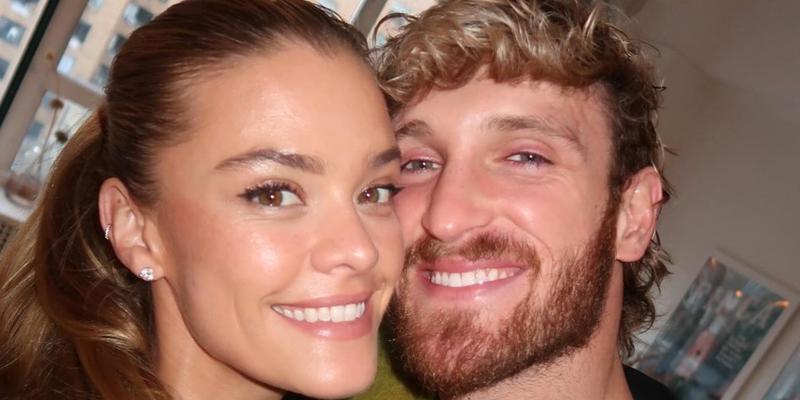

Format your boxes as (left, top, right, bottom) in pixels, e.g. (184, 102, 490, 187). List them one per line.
(383, 204, 618, 399)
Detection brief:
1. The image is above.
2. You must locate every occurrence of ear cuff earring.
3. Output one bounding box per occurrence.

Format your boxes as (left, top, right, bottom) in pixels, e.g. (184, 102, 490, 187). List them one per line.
(103, 224, 112, 241)
(138, 267, 155, 282)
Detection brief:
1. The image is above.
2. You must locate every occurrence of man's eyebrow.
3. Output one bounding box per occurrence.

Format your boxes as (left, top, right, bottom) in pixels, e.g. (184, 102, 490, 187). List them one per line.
(395, 120, 433, 139)
(215, 148, 324, 174)
(487, 115, 586, 156)
(371, 146, 401, 167)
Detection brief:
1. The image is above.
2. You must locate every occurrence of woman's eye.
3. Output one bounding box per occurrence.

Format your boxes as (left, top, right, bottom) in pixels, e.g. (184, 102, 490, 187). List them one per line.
(506, 152, 551, 166)
(242, 184, 303, 207)
(401, 159, 440, 173)
(358, 185, 401, 204)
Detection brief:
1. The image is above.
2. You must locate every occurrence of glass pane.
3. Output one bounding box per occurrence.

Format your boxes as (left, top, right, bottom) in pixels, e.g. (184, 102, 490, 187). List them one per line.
(4, 91, 89, 206)
(312, 0, 366, 23)
(58, 0, 182, 92)
(372, 0, 437, 45)
(0, 0, 48, 99)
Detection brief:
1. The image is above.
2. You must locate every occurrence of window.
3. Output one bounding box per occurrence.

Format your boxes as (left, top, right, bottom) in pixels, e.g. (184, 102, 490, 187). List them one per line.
(373, 0, 437, 45)
(56, 54, 74, 74)
(9, 120, 43, 174)
(10, 0, 39, 17)
(0, 17, 26, 47)
(107, 33, 126, 56)
(10, 93, 88, 180)
(90, 64, 109, 87)
(312, 0, 365, 22)
(68, 20, 91, 48)
(0, 0, 443, 222)
(318, 0, 338, 11)
(0, 0, 46, 100)
(8, 92, 88, 210)
(56, 1, 178, 92)
(122, 3, 154, 28)
(0, 58, 9, 80)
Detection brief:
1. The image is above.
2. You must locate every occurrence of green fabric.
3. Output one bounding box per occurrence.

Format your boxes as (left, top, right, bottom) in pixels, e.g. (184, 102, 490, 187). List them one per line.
(353, 344, 426, 400)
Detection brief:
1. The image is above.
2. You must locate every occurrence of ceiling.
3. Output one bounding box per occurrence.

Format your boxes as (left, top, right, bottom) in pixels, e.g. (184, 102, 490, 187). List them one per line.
(619, 0, 800, 118)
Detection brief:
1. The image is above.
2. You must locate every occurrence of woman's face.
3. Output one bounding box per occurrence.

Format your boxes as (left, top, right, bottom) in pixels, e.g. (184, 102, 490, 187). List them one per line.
(149, 44, 402, 398)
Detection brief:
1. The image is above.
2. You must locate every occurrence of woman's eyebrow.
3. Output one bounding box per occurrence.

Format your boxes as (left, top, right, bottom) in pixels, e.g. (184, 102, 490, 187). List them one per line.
(215, 148, 324, 174)
(371, 147, 401, 168)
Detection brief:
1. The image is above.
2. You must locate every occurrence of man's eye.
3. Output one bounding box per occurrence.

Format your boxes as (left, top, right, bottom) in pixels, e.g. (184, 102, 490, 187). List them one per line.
(241, 183, 304, 207)
(358, 185, 402, 204)
(506, 152, 551, 166)
(401, 159, 440, 172)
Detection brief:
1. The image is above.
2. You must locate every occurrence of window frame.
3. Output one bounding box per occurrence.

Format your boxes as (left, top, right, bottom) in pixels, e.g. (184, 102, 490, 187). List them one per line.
(0, 0, 98, 172)
(0, 0, 393, 178)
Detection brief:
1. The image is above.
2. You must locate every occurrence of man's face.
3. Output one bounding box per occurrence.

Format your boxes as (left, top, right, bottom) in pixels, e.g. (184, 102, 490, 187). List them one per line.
(387, 78, 620, 396)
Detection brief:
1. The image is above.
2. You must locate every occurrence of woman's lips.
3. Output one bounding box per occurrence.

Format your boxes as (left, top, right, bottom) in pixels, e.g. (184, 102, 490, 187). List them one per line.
(270, 293, 375, 340)
(272, 301, 366, 323)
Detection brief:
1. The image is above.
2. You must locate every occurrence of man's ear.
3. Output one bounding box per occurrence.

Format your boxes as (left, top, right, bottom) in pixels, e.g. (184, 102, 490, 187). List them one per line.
(98, 178, 165, 281)
(615, 167, 663, 262)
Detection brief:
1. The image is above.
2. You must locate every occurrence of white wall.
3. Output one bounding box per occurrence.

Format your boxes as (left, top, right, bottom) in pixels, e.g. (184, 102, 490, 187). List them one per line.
(630, 1, 800, 398)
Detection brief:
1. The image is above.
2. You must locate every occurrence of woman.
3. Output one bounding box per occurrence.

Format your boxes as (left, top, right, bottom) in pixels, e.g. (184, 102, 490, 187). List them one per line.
(0, 1, 403, 399)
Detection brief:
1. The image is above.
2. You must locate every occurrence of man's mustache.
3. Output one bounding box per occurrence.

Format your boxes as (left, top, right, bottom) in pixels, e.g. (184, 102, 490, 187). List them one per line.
(404, 233, 541, 271)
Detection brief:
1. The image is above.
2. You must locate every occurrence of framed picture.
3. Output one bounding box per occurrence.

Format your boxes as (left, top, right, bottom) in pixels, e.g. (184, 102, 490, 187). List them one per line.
(765, 342, 800, 400)
(635, 251, 798, 400)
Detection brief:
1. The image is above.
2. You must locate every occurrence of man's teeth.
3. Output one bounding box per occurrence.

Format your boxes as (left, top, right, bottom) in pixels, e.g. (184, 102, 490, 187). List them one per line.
(272, 302, 366, 323)
(429, 268, 513, 288)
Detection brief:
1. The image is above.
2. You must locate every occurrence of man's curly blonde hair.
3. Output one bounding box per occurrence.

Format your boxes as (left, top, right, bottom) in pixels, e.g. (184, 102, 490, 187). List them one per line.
(375, 0, 671, 358)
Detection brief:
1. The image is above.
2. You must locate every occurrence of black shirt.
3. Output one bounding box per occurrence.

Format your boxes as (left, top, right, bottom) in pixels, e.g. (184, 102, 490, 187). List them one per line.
(624, 365, 675, 400)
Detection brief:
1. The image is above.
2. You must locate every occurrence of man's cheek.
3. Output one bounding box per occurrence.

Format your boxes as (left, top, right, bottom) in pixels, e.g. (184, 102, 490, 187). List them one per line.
(394, 187, 428, 242)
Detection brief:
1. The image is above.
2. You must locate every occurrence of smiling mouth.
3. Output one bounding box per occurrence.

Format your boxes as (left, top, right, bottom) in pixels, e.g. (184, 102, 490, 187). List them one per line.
(271, 302, 366, 323)
(425, 267, 521, 288)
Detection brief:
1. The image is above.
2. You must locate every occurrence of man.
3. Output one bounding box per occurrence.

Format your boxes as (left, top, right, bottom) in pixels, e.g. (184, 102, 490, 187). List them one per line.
(365, 0, 674, 399)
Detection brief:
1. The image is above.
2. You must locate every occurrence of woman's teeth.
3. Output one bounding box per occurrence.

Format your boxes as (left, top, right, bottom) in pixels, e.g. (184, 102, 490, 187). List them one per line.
(272, 302, 366, 323)
(428, 268, 516, 288)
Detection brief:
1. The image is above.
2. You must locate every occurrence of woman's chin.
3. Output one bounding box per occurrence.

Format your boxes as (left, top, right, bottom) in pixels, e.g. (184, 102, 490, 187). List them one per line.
(289, 361, 377, 399)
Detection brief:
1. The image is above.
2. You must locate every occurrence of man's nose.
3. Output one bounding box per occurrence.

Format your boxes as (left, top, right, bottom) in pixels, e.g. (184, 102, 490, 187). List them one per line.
(421, 164, 492, 243)
(310, 207, 379, 274)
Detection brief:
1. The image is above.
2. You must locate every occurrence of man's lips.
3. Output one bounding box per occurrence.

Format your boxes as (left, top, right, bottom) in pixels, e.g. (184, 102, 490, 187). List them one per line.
(413, 259, 526, 289)
(425, 267, 523, 288)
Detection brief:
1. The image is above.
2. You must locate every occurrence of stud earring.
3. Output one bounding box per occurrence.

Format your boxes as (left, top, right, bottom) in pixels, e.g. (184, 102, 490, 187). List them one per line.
(138, 267, 155, 282)
(103, 224, 112, 241)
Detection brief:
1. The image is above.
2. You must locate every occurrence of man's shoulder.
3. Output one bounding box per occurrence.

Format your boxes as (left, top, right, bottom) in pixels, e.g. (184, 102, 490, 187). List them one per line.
(624, 365, 675, 400)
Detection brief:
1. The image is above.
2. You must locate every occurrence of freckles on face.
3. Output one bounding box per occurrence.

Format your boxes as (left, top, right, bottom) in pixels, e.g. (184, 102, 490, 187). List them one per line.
(149, 44, 403, 398)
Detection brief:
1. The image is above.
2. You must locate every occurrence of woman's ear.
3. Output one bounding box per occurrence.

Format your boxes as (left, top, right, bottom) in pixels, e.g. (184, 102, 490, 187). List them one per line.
(615, 167, 663, 262)
(98, 178, 164, 281)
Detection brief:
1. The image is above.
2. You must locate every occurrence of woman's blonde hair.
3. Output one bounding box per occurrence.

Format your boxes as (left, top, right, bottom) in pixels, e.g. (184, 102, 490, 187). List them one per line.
(0, 1, 366, 398)
(375, 0, 672, 358)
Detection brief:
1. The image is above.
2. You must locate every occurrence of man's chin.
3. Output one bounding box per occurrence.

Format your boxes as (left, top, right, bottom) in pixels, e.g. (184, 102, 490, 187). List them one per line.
(383, 288, 535, 399)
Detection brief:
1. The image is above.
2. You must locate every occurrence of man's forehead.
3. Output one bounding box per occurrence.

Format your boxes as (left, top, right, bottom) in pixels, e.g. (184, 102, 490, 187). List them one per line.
(392, 79, 611, 148)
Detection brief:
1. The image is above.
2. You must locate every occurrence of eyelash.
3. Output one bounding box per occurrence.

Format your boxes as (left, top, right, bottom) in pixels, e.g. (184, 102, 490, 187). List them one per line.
(239, 182, 403, 208)
(359, 184, 403, 205)
(506, 152, 552, 167)
(400, 159, 441, 173)
(400, 152, 551, 173)
(240, 181, 304, 207)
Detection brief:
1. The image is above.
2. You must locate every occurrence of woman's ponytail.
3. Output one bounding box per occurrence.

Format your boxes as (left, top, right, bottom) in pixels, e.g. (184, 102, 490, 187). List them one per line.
(0, 108, 167, 399)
